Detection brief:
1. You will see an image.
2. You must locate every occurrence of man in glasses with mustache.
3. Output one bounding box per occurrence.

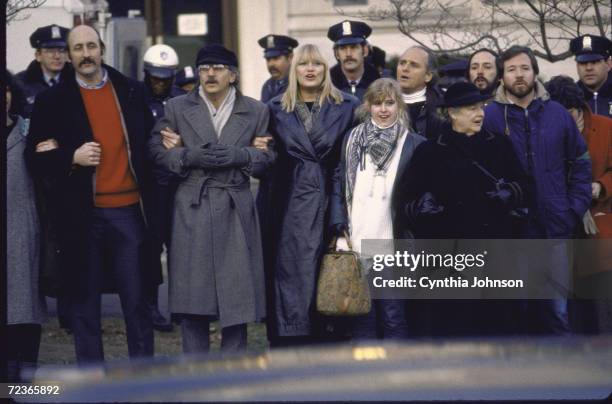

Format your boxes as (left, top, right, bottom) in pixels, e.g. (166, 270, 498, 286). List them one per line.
(482, 45, 592, 336)
(328, 20, 380, 101)
(26, 24, 156, 364)
(148, 44, 274, 353)
(258, 34, 298, 103)
(16, 24, 72, 118)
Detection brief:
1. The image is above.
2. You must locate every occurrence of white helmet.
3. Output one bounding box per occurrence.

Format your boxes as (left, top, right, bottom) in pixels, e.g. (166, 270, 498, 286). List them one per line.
(143, 44, 179, 78)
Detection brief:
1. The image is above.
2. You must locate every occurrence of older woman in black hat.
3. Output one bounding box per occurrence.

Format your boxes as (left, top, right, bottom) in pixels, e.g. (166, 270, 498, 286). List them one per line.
(392, 82, 532, 336)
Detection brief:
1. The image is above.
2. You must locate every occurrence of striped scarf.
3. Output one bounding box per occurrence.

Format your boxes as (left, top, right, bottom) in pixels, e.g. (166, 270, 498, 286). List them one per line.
(345, 119, 404, 205)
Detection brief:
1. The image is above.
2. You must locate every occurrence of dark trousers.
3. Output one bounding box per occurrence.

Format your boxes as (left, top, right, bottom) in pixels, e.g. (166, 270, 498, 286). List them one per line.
(70, 205, 153, 364)
(181, 314, 247, 354)
(5, 324, 41, 382)
(352, 299, 409, 340)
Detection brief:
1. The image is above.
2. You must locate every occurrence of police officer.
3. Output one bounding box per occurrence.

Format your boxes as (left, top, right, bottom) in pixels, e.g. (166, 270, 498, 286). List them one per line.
(143, 44, 185, 119)
(175, 66, 198, 93)
(327, 20, 380, 100)
(143, 43, 185, 332)
(258, 34, 298, 103)
(570, 34, 612, 118)
(16, 24, 72, 118)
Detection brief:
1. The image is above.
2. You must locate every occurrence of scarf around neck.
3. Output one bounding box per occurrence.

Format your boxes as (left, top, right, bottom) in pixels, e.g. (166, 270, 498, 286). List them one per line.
(295, 94, 321, 135)
(345, 118, 405, 205)
(199, 85, 237, 138)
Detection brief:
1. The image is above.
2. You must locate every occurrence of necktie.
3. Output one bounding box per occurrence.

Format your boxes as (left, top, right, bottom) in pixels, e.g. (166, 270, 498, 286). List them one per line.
(349, 80, 357, 95)
(49, 78, 57, 87)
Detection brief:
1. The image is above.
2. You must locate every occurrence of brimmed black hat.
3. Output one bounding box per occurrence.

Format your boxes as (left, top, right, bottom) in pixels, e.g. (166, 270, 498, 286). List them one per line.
(257, 35, 298, 58)
(29, 24, 69, 49)
(569, 35, 612, 63)
(195, 44, 238, 68)
(439, 82, 490, 107)
(327, 20, 371, 46)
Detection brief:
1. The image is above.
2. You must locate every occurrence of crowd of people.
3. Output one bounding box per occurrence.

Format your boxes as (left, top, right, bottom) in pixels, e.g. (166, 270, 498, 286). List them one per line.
(6, 19, 612, 381)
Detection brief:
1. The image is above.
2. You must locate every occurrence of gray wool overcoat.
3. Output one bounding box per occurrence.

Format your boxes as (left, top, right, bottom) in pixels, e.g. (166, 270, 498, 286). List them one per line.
(7, 117, 46, 325)
(148, 90, 274, 328)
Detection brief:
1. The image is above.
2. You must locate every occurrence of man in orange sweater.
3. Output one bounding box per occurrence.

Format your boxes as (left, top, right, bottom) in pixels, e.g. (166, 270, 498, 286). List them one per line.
(26, 25, 156, 364)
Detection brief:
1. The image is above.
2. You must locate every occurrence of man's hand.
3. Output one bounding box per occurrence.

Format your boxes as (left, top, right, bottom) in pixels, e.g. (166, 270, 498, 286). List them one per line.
(73, 142, 101, 166)
(35, 138, 59, 152)
(592, 182, 602, 199)
(252, 135, 273, 151)
(161, 127, 183, 149)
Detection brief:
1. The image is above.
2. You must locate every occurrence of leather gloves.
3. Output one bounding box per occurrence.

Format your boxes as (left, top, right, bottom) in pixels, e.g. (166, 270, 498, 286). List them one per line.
(181, 144, 250, 169)
(206, 144, 250, 168)
(405, 192, 444, 222)
(181, 147, 218, 169)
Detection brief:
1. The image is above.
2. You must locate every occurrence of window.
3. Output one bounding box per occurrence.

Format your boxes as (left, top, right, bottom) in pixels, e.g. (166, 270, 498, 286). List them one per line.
(333, 0, 368, 6)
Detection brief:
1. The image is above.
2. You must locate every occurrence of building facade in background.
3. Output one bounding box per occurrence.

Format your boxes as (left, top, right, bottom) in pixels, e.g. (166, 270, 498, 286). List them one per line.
(6, 0, 607, 100)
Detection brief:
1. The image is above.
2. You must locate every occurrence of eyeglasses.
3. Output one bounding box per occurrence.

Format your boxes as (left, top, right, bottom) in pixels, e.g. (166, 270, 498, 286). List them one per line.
(198, 64, 228, 73)
(41, 48, 67, 55)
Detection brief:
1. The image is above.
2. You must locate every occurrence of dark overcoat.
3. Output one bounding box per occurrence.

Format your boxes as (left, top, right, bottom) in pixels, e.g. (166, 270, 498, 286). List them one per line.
(392, 126, 533, 239)
(330, 62, 380, 101)
(25, 65, 156, 298)
(265, 94, 359, 337)
(148, 90, 274, 328)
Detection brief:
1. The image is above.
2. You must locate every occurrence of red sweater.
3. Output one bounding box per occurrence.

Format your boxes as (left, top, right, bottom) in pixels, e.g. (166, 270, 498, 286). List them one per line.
(80, 82, 140, 208)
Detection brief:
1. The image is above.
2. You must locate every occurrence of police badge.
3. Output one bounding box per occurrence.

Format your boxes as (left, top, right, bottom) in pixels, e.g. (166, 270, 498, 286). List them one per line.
(342, 21, 352, 36)
(51, 25, 61, 39)
(267, 35, 275, 49)
(583, 36, 592, 51)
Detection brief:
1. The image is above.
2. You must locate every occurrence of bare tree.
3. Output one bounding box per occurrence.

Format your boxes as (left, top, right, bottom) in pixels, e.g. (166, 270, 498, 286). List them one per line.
(6, 0, 48, 24)
(335, 0, 611, 62)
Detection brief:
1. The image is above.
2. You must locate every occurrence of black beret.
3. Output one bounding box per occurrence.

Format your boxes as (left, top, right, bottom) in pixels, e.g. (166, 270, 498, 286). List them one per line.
(195, 44, 238, 68)
(569, 35, 612, 62)
(29, 24, 69, 49)
(327, 20, 371, 46)
(257, 35, 299, 58)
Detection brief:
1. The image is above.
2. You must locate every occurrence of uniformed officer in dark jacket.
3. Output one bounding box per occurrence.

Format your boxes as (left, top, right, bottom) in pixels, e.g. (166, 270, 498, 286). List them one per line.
(327, 20, 380, 100)
(258, 34, 298, 103)
(15, 24, 73, 118)
(142, 44, 186, 332)
(16, 24, 73, 334)
(570, 34, 612, 118)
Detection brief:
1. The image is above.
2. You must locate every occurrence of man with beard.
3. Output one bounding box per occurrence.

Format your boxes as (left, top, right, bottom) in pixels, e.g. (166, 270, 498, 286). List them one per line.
(26, 24, 155, 363)
(396, 46, 445, 139)
(570, 34, 612, 118)
(467, 48, 500, 102)
(482, 46, 592, 336)
(142, 44, 186, 333)
(16, 24, 72, 118)
(327, 20, 380, 100)
(258, 35, 298, 103)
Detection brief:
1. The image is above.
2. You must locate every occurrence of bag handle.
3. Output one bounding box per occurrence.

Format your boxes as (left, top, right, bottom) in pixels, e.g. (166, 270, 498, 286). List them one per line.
(328, 230, 353, 251)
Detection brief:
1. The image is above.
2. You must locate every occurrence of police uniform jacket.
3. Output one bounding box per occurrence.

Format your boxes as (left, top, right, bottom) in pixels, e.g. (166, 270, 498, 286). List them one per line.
(15, 60, 74, 118)
(330, 62, 380, 101)
(577, 73, 612, 118)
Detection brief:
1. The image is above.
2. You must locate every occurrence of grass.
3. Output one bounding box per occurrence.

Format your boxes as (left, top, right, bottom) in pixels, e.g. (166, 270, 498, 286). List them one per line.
(38, 317, 269, 365)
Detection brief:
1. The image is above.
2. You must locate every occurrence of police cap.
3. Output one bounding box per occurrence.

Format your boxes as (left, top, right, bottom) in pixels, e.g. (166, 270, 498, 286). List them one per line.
(257, 35, 299, 59)
(327, 20, 371, 46)
(175, 66, 198, 87)
(29, 24, 69, 49)
(569, 34, 612, 63)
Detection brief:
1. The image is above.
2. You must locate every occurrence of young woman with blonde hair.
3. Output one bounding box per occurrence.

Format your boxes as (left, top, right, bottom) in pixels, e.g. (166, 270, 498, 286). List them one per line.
(264, 44, 359, 346)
